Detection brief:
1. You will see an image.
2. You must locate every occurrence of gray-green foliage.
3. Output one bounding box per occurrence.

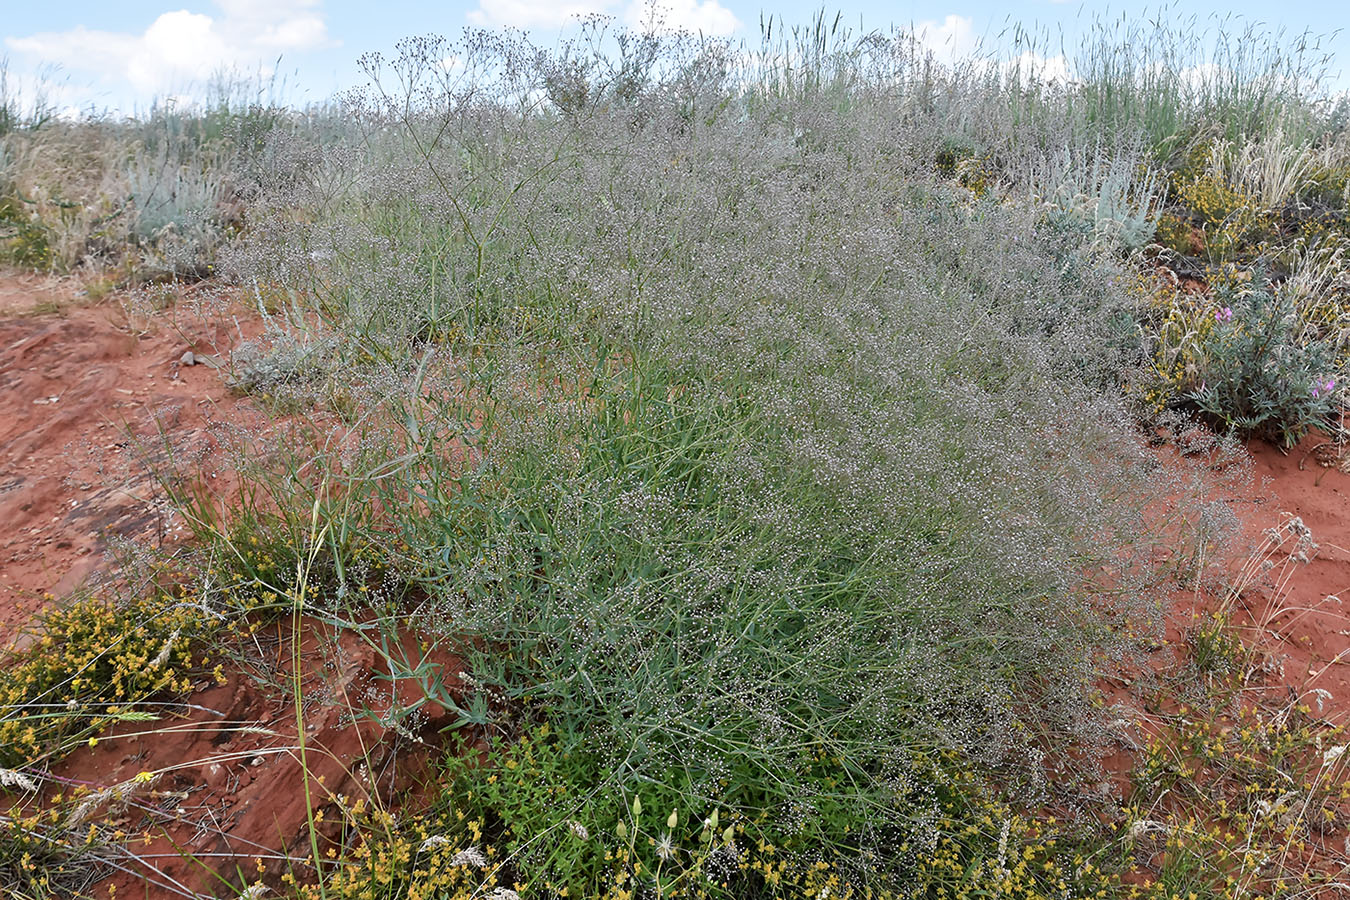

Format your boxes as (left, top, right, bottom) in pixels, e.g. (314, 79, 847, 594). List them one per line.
(125, 148, 226, 271)
(1030, 144, 1162, 251)
(218, 28, 1240, 889)
(1189, 280, 1342, 447)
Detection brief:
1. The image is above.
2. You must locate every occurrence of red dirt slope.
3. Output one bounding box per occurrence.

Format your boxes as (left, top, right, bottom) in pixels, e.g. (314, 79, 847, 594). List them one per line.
(0, 274, 251, 647)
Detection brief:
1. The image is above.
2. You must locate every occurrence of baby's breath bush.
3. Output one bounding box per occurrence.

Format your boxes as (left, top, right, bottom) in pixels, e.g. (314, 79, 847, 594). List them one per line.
(7, 15, 1350, 896)
(211, 27, 1242, 897)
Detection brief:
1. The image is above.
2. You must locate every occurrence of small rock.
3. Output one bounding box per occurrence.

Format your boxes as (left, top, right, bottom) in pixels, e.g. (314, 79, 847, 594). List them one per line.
(203, 763, 227, 790)
(180, 350, 197, 366)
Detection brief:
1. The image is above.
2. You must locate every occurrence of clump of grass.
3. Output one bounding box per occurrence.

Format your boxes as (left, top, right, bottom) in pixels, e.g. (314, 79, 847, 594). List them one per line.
(0, 68, 285, 278)
(179, 19, 1279, 898)
(1067, 13, 1337, 162)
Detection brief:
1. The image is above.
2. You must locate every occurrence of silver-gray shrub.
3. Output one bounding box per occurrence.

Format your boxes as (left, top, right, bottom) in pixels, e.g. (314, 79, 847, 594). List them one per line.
(222, 25, 1239, 887)
(124, 146, 228, 273)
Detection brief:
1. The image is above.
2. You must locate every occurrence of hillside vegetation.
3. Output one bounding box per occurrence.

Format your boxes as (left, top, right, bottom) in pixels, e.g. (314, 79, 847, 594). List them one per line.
(3, 12, 1350, 900)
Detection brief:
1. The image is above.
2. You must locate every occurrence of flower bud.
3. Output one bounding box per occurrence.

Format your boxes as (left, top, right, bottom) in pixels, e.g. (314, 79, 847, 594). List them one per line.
(667, 809, 678, 829)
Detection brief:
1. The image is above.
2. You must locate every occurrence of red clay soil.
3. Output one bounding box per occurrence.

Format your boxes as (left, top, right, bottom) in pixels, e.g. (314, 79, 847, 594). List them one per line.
(1160, 434, 1350, 720)
(1089, 433, 1350, 889)
(46, 618, 465, 899)
(1240, 437, 1350, 700)
(1, 272, 467, 898)
(0, 272, 255, 648)
(1135, 434, 1350, 704)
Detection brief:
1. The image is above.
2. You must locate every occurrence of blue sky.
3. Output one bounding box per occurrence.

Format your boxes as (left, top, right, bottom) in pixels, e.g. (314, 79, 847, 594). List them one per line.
(4, 0, 1350, 114)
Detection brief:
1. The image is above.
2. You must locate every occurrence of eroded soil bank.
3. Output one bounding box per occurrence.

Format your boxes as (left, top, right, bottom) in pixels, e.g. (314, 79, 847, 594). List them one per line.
(0, 274, 254, 647)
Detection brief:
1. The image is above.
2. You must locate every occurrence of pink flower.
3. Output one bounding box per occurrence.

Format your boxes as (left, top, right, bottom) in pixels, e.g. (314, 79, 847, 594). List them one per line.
(1214, 306, 1233, 322)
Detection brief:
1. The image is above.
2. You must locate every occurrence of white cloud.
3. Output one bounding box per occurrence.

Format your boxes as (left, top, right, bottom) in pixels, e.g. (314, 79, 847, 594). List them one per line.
(5, 0, 334, 100)
(624, 0, 739, 36)
(905, 17, 1066, 84)
(912, 15, 978, 66)
(1176, 61, 1226, 93)
(1003, 51, 1069, 86)
(466, 0, 609, 30)
(467, 0, 739, 37)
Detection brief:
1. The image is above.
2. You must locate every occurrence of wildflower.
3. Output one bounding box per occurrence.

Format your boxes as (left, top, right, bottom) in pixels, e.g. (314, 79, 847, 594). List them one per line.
(569, 820, 590, 840)
(995, 818, 1010, 874)
(1215, 306, 1233, 322)
(656, 833, 676, 861)
(1127, 819, 1170, 840)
